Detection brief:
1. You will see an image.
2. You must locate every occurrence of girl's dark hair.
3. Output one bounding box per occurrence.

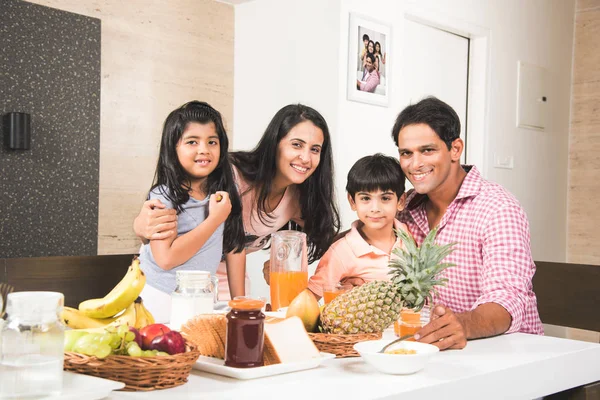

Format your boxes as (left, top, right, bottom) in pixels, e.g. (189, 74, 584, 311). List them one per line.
(149, 100, 244, 253)
(230, 104, 340, 263)
(375, 41, 382, 54)
(346, 153, 405, 199)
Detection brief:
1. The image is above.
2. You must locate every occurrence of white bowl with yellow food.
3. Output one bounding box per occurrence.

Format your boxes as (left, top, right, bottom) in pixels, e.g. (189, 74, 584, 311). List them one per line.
(353, 339, 439, 375)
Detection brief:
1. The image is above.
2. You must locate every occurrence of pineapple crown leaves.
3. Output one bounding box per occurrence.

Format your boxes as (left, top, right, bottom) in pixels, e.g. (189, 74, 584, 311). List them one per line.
(388, 227, 458, 311)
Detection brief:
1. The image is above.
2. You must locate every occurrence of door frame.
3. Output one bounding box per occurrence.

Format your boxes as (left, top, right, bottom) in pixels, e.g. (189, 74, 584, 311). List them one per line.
(404, 8, 491, 176)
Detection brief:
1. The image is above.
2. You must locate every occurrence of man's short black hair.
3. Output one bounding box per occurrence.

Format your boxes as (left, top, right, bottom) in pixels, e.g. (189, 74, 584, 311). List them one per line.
(365, 53, 376, 64)
(346, 153, 405, 199)
(391, 96, 461, 150)
(362, 34, 370, 41)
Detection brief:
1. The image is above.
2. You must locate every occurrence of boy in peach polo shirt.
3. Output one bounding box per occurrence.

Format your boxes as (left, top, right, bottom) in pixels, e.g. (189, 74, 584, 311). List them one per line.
(307, 153, 411, 300)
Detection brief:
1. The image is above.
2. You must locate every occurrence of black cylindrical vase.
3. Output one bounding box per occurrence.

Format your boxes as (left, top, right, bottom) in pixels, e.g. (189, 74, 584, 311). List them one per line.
(4, 112, 31, 150)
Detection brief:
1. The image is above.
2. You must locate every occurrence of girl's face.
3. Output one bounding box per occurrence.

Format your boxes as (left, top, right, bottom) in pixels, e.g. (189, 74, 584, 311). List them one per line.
(375, 43, 381, 53)
(176, 122, 220, 187)
(368, 42, 374, 53)
(274, 121, 324, 188)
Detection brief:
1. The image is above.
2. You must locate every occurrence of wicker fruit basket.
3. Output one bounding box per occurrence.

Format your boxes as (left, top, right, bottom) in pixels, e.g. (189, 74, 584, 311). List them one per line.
(63, 344, 200, 391)
(308, 332, 382, 358)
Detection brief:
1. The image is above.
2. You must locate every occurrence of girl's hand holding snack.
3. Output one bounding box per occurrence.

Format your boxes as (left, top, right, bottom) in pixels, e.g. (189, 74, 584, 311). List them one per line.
(209, 191, 231, 224)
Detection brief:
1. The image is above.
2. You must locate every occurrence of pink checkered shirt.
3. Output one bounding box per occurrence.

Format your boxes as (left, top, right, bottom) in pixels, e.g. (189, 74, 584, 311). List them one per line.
(398, 166, 543, 335)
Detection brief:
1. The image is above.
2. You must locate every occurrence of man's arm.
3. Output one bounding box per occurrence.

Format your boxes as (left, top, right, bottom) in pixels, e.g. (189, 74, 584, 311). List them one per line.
(416, 204, 536, 349)
(415, 303, 511, 350)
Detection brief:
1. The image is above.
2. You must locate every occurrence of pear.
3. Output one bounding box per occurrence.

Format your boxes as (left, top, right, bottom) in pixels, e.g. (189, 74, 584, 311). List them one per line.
(286, 290, 320, 333)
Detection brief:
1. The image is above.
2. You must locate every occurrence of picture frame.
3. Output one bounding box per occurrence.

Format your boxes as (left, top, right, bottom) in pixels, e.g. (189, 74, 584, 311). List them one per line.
(347, 13, 391, 107)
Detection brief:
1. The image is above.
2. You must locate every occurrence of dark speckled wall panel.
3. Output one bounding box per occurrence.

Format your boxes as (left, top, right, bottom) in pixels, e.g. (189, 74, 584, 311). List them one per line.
(0, 0, 101, 258)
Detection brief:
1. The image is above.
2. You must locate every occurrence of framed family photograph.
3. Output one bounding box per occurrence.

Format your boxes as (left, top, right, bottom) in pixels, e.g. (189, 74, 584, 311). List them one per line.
(347, 13, 391, 107)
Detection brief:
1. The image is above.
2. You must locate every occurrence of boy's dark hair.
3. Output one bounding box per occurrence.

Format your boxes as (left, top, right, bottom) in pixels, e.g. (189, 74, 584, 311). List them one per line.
(391, 96, 461, 150)
(362, 34, 369, 41)
(365, 53, 376, 64)
(346, 153, 405, 199)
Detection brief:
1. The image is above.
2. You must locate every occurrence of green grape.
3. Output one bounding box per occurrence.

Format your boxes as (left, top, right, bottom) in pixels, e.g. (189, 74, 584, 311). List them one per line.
(117, 325, 129, 337)
(109, 334, 122, 349)
(141, 350, 156, 357)
(64, 331, 87, 352)
(156, 351, 169, 356)
(124, 331, 135, 342)
(105, 326, 117, 334)
(97, 333, 113, 346)
(126, 342, 142, 357)
(73, 333, 99, 354)
(95, 343, 112, 359)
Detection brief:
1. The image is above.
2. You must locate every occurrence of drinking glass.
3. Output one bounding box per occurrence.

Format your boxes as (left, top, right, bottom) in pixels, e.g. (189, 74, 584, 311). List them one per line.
(322, 283, 352, 304)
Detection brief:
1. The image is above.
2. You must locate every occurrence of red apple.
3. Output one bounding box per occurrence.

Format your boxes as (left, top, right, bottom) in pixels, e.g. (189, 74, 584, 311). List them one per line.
(129, 326, 142, 348)
(139, 323, 171, 350)
(149, 330, 186, 355)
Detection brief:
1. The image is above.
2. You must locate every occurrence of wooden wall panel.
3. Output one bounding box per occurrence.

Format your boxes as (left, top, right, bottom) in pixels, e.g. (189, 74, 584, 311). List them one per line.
(25, 0, 234, 255)
(567, 0, 600, 264)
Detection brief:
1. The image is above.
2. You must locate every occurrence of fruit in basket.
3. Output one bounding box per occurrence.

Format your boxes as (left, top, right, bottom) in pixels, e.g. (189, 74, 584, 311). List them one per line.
(133, 297, 155, 328)
(128, 326, 143, 347)
(61, 301, 137, 330)
(285, 289, 320, 332)
(140, 323, 171, 350)
(320, 227, 456, 334)
(149, 330, 186, 355)
(78, 257, 146, 319)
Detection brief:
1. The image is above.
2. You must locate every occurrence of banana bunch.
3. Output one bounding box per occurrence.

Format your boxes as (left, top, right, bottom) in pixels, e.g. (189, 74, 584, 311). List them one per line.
(61, 257, 155, 330)
(79, 257, 146, 318)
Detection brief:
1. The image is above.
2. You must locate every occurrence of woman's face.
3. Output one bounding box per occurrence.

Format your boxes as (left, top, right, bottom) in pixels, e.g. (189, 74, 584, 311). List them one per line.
(274, 121, 324, 188)
(368, 42, 374, 53)
(375, 43, 381, 54)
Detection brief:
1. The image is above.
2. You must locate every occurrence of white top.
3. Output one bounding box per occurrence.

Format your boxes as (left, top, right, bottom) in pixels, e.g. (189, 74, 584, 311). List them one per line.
(106, 332, 600, 399)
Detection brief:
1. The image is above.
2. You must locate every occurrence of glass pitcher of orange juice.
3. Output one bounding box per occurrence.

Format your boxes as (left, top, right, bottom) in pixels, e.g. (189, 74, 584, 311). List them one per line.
(269, 231, 308, 311)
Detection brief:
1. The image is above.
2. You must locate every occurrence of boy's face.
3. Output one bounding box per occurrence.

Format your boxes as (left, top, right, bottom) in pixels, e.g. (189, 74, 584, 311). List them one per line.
(348, 190, 406, 232)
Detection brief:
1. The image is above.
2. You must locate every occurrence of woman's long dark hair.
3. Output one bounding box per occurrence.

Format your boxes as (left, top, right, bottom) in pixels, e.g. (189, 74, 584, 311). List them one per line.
(149, 101, 244, 254)
(230, 104, 340, 263)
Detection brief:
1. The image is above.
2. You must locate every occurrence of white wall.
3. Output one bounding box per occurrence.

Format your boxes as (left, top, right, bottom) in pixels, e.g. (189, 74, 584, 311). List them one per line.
(234, 0, 575, 297)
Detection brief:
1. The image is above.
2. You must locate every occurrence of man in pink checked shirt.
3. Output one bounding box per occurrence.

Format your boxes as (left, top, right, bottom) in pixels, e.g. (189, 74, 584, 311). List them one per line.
(392, 97, 543, 350)
(356, 53, 380, 93)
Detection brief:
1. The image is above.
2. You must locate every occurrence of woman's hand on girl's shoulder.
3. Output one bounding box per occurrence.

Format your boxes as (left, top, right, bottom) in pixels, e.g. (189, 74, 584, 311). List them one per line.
(134, 199, 177, 241)
(208, 191, 232, 224)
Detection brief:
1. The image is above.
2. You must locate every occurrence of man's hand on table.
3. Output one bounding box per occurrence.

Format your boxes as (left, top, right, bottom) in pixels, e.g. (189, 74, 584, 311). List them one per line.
(415, 305, 468, 350)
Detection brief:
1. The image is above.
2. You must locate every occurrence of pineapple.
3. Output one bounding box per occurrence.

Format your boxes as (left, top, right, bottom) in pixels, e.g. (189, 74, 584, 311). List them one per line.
(320, 227, 456, 334)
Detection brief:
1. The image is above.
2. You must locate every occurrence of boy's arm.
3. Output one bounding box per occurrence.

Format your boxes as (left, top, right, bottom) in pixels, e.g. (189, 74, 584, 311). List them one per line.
(151, 192, 231, 270)
(225, 249, 246, 299)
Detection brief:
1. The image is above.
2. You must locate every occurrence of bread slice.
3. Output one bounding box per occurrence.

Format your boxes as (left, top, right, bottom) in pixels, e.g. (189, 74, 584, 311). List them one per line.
(263, 316, 320, 364)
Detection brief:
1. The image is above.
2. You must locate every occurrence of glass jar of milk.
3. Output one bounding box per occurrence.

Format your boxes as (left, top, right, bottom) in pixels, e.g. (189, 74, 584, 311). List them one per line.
(170, 271, 215, 330)
(0, 291, 64, 399)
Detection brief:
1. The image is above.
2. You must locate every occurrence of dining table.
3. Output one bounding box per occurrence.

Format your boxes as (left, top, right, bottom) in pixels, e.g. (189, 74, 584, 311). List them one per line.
(105, 331, 600, 400)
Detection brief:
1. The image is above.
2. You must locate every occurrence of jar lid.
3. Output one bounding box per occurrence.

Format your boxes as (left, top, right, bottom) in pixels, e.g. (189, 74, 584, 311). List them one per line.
(6, 291, 64, 323)
(228, 297, 265, 310)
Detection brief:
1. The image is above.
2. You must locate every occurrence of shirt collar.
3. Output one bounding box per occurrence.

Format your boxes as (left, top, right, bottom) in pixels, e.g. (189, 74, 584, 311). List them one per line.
(345, 219, 404, 257)
(406, 165, 481, 210)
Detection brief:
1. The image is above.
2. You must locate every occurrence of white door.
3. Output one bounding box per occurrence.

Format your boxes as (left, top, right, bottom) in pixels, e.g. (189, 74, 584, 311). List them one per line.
(402, 19, 469, 163)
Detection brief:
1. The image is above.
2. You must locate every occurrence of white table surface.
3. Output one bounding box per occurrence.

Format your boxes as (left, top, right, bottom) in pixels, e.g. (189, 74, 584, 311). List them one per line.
(106, 332, 600, 400)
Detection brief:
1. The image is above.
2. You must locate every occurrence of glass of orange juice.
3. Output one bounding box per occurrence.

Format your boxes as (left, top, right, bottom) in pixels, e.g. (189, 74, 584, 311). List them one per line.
(322, 283, 352, 304)
(269, 231, 308, 311)
(393, 307, 429, 338)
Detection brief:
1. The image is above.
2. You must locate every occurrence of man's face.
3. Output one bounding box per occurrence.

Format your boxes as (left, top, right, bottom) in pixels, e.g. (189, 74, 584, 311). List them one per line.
(365, 57, 374, 72)
(397, 123, 461, 196)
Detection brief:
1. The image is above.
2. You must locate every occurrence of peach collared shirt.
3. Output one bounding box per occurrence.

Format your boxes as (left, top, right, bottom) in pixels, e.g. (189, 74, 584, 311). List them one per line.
(307, 219, 410, 297)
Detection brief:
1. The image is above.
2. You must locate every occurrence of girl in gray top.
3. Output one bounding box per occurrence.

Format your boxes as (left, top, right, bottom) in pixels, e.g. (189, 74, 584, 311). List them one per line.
(138, 101, 245, 296)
